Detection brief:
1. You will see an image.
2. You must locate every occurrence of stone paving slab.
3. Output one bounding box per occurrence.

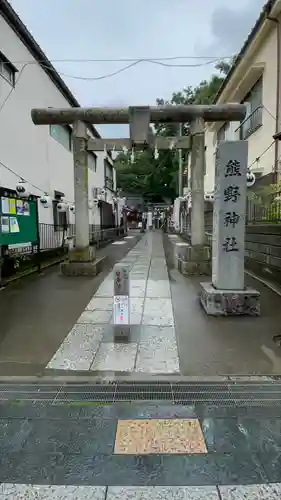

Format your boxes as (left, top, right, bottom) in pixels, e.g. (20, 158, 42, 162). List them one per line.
(1, 484, 281, 499)
(1, 399, 281, 493)
(0, 448, 269, 486)
(114, 418, 207, 454)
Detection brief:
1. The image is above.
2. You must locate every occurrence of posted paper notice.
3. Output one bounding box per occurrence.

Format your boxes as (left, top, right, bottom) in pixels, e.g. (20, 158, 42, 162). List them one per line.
(1, 197, 9, 214)
(113, 295, 129, 325)
(9, 217, 19, 233)
(1, 216, 9, 233)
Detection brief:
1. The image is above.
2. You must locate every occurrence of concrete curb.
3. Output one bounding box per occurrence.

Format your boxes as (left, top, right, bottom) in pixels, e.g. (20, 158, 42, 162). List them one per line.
(0, 374, 279, 384)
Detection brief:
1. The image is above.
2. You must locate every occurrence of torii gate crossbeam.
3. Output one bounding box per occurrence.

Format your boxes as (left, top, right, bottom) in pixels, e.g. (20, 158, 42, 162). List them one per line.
(31, 104, 245, 125)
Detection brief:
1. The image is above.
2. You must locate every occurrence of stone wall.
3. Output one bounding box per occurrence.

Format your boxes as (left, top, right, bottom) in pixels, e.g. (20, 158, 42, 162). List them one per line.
(245, 224, 281, 282)
(183, 205, 281, 284)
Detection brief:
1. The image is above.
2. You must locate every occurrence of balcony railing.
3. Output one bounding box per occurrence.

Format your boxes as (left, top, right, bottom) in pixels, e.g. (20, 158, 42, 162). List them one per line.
(236, 105, 263, 140)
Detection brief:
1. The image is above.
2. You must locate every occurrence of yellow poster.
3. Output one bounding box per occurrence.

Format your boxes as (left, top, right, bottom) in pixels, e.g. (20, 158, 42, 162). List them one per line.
(8, 198, 16, 214)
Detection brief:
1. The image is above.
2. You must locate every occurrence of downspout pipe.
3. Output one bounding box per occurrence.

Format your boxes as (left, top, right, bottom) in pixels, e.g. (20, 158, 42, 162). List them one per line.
(268, 14, 281, 184)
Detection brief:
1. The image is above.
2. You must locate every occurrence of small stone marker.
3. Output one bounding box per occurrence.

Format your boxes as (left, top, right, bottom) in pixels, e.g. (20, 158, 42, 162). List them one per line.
(113, 263, 130, 340)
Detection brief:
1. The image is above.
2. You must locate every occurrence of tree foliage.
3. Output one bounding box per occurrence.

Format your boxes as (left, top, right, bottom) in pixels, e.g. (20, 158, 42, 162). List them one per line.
(115, 59, 233, 202)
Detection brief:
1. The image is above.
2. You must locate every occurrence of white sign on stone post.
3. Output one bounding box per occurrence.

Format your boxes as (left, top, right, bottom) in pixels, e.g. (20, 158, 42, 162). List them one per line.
(212, 140, 247, 290)
(113, 263, 130, 340)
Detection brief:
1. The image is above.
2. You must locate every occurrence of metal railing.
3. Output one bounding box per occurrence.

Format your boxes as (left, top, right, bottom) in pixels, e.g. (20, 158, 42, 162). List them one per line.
(246, 191, 281, 224)
(179, 194, 281, 230)
(0, 223, 124, 284)
(235, 105, 263, 140)
(39, 223, 124, 250)
(39, 223, 67, 250)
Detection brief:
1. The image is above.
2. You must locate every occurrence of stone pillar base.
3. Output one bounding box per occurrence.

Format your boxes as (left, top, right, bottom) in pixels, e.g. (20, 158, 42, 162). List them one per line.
(69, 245, 96, 262)
(114, 325, 130, 342)
(60, 256, 106, 277)
(199, 282, 260, 316)
(176, 243, 211, 276)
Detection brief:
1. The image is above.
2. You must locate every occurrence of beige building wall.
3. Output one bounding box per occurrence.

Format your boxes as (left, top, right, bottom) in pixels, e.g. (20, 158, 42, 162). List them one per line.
(205, 9, 281, 192)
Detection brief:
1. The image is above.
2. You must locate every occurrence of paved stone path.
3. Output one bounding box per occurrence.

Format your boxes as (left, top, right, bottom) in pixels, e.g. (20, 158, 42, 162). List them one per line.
(1, 390, 281, 498)
(1, 484, 281, 498)
(3, 232, 281, 497)
(46, 232, 180, 374)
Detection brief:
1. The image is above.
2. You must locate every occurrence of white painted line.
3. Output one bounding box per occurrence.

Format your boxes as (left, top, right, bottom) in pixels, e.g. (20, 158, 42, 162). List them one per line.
(112, 241, 126, 245)
(124, 236, 135, 239)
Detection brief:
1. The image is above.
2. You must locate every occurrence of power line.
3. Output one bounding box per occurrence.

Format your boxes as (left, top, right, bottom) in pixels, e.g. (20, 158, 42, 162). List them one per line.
(2, 57, 232, 83)
(248, 140, 275, 169)
(0, 56, 231, 112)
(0, 159, 46, 194)
(0, 158, 73, 204)
(0, 64, 28, 113)
(263, 106, 276, 121)
(36, 58, 229, 82)
(3, 55, 235, 65)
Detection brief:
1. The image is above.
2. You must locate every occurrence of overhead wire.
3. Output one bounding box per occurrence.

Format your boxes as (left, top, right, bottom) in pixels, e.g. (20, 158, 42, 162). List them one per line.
(0, 52, 237, 199)
(248, 140, 276, 170)
(0, 55, 233, 114)
(0, 159, 44, 194)
(4, 55, 235, 64)
(0, 63, 28, 113)
(1, 56, 234, 83)
(0, 159, 74, 204)
(38, 58, 232, 81)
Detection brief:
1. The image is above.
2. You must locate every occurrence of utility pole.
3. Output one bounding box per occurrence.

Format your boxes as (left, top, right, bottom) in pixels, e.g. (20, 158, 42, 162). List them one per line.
(178, 123, 183, 197)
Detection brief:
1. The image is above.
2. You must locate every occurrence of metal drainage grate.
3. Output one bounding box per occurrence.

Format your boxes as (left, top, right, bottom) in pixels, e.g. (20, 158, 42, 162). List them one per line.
(0, 380, 281, 406)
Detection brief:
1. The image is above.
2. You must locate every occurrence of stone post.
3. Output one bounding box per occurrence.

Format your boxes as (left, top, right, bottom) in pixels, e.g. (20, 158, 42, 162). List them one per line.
(190, 118, 205, 247)
(176, 118, 210, 275)
(72, 121, 92, 261)
(113, 263, 130, 341)
(200, 140, 260, 316)
(61, 121, 105, 276)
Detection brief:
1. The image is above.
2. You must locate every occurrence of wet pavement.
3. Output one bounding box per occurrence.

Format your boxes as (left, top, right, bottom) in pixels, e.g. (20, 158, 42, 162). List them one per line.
(164, 233, 281, 376)
(46, 232, 180, 375)
(1, 381, 281, 496)
(1, 230, 281, 378)
(0, 233, 141, 376)
(42, 231, 281, 377)
(2, 231, 281, 496)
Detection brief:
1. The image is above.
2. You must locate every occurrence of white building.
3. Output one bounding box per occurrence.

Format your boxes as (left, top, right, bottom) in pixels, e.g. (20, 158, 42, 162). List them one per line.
(0, 0, 116, 248)
(205, 0, 281, 193)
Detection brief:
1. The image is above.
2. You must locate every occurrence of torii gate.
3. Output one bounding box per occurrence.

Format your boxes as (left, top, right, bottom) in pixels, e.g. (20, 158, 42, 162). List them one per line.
(31, 104, 246, 277)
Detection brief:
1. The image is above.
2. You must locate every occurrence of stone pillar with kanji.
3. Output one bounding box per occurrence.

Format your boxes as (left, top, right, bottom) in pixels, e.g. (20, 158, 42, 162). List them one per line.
(200, 140, 260, 316)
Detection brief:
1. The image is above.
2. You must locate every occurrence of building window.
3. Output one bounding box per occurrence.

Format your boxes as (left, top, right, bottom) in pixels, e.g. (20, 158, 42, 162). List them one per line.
(240, 77, 263, 139)
(52, 191, 68, 231)
(104, 159, 114, 191)
(50, 124, 72, 151)
(88, 152, 97, 172)
(217, 123, 229, 144)
(0, 51, 16, 85)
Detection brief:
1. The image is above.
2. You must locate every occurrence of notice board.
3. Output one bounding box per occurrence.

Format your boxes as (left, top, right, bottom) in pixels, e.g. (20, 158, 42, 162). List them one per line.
(0, 195, 38, 247)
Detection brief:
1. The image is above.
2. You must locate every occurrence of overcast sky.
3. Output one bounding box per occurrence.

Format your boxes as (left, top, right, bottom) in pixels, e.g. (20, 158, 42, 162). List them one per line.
(9, 0, 265, 137)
